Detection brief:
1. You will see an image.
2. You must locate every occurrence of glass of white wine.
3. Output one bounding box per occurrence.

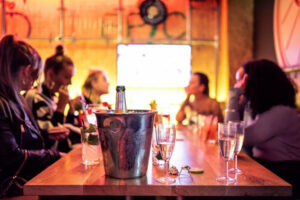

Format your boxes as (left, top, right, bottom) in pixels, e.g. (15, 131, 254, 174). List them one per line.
(216, 123, 236, 183)
(156, 123, 176, 184)
(229, 121, 245, 174)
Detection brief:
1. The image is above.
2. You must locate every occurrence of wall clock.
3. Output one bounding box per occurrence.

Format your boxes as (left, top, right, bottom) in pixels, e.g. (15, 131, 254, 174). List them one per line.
(139, 0, 167, 26)
(274, 0, 300, 67)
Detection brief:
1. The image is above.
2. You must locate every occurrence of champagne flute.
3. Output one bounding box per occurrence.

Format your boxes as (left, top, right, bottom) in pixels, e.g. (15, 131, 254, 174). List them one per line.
(156, 123, 176, 184)
(216, 123, 236, 183)
(229, 121, 245, 174)
(152, 124, 164, 166)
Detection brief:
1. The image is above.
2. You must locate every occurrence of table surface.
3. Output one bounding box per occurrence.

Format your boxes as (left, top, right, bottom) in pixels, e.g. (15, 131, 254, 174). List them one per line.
(24, 126, 292, 197)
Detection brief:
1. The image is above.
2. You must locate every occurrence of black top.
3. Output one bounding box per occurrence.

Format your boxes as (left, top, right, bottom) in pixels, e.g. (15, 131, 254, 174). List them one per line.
(0, 96, 60, 197)
(83, 95, 93, 105)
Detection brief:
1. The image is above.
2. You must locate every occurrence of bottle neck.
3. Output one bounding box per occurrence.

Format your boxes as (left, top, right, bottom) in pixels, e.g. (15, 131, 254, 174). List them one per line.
(115, 91, 127, 113)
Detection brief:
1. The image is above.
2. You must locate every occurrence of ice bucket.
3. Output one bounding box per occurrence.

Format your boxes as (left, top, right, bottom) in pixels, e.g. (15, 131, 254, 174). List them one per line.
(95, 110, 156, 179)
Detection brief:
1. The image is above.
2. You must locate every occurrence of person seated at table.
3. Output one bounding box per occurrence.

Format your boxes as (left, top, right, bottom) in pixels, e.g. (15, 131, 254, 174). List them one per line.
(81, 69, 110, 108)
(224, 61, 258, 126)
(176, 72, 223, 125)
(25, 45, 81, 152)
(0, 35, 66, 197)
(232, 59, 300, 197)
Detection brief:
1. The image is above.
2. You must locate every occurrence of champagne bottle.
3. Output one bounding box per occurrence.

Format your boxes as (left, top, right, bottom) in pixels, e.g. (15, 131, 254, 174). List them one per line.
(115, 86, 127, 113)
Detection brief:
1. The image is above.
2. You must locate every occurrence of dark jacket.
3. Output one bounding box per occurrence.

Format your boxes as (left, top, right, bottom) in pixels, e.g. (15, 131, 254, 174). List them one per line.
(0, 96, 60, 197)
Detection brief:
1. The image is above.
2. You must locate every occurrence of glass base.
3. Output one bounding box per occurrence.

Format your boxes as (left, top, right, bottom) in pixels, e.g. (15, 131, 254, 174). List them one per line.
(216, 176, 235, 183)
(82, 159, 100, 166)
(156, 176, 176, 184)
(229, 168, 242, 174)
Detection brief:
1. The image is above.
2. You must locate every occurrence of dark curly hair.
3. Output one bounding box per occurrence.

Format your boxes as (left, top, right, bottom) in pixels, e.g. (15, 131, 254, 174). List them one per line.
(244, 59, 296, 115)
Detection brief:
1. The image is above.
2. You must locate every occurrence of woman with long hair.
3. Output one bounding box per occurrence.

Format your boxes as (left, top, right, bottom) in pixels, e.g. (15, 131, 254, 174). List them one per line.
(228, 59, 300, 197)
(0, 35, 63, 197)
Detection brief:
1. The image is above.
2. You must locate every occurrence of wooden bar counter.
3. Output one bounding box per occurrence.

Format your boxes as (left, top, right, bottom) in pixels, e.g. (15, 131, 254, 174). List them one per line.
(24, 126, 292, 197)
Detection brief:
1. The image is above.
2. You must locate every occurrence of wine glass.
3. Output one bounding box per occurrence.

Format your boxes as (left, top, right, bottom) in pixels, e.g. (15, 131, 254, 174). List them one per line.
(152, 124, 164, 166)
(156, 123, 176, 184)
(216, 123, 236, 183)
(229, 121, 245, 174)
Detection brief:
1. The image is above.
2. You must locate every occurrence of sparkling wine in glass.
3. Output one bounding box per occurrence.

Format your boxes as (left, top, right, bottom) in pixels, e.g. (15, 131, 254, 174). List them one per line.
(159, 142, 175, 161)
(156, 123, 176, 184)
(229, 121, 245, 174)
(152, 125, 164, 165)
(216, 123, 236, 183)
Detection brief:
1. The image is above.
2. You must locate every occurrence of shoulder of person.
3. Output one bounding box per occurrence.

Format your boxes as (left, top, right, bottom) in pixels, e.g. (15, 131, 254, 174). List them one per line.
(259, 105, 298, 121)
(25, 88, 52, 104)
(206, 97, 220, 105)
(267, 105, 296, 114)
(25, 88, 41, 98)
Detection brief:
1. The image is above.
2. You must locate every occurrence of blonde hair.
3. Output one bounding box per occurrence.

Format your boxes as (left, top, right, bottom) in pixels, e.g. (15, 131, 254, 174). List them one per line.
(82, 69, 104, 97)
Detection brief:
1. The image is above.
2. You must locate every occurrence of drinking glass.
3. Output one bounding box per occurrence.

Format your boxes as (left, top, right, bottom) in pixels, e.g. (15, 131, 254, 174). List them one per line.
(156, 123, 176, 184)
(152, 125, 164, 166)
(85, 104, 101, 125)
(229, 121, 245, 174)
(216, 123, 236, 183)
(81, 124, 101, 165)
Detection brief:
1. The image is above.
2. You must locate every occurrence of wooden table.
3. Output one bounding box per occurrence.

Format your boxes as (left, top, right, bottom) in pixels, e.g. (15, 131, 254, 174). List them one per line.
(24, 126, 292, 197)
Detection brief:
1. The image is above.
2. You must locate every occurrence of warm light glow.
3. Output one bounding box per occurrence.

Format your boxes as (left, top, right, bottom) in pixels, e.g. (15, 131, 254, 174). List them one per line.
(125, 87, 187, 123)
(217, 0, 229, 102)
(2, 0, 223, 122)
(117, 44, 191, 87)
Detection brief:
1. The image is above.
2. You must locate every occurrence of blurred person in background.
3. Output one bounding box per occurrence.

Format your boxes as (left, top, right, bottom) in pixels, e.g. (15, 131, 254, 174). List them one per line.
(25, 45, 81, 152)
(81, 69, 110, 107)
(0, 35, 66, 197)
(228, 59, 300, 197)
(176, 72, 223, 125)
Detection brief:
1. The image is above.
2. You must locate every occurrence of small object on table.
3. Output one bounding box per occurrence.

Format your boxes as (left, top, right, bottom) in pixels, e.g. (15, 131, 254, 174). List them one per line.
(189, 168, 204, 174)
(168, 166, 179, 175)
(81, 124, 101, 166)
(182, 165, 191, 170)
(149, 100, 157, 110)
(179, 165, 204, 176)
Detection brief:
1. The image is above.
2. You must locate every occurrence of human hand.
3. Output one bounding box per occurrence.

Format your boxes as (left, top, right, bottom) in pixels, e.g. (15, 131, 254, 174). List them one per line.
(69, 96, 83, 114)
(59, 152, 67, 157)
(57, 86, 70, 113)
(184, 86, 191, 95)
(70, 96, 82, 107)
(234, 74, 248, 91)
(48, 126, 70, 140)
(183, 88, 191, 104)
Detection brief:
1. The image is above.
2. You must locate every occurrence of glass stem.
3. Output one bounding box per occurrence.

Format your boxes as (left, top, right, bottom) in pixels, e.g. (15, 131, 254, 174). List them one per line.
(234, 154, 238, 170)
(225, 160, 229, 179)
(165, 160, 169, 176)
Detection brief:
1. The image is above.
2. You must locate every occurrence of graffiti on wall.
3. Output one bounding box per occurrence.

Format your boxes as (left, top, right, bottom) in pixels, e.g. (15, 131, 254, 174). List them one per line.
(1, 0, 31, 37)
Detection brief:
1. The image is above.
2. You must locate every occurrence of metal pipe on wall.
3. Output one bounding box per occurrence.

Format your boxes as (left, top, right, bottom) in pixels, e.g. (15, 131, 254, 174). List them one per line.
(215, 0, 220, 99)
(186, 0, 191, 43)
(118, 0, 123, 43)
(2, 0, 6, 35)
(60, 0, 65, 41)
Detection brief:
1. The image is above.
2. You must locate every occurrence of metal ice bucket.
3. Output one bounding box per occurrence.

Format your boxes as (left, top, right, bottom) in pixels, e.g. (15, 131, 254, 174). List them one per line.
(95, 110, 156, 179)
